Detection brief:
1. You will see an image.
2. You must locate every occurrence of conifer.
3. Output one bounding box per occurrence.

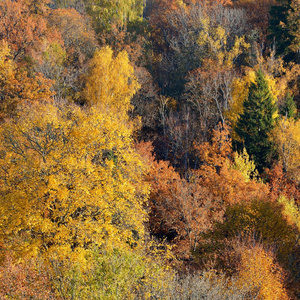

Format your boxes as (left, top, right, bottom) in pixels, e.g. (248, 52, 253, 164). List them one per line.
(236, 69, 277, 173)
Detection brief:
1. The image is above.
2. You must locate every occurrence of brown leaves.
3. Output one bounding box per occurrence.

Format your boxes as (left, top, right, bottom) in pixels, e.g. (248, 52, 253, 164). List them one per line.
(0, 254, 57, 300)
(0, 0, 48, 61)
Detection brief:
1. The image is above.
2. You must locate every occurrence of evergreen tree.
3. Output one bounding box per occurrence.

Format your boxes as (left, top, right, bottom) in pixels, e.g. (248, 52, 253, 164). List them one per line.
(269, 0, 300, 62)
(280, 92, 297, 119)
(235, 69, 277, 173)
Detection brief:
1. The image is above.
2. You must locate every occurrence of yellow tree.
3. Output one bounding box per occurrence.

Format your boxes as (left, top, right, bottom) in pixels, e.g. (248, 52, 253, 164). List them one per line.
(271, 118, 300, 181)
(236, 241, 289, 300)
(82, 46, 140, 118)
(0, 102, 149, 263)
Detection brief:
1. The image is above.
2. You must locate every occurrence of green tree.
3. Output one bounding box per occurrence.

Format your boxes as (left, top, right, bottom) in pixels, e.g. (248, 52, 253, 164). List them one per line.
(269, 0, 300, 62)
(235, 69, 277, 173)
(86, 0, 144, 34)
(280, 92, 297, 119)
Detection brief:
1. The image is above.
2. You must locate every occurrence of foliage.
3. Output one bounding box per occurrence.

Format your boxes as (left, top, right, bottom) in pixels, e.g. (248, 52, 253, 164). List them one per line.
(82, 46, 140, 116)
(48, 8, 97, 59)
(278, 195, 300, 229)
(86, 0, 144, 34)
(194, 123, 269, 206)
(271, 117, 300, 180)
(234, 239, 290, 300)
(280, 92, 297, 119)
(0, 0, 57, 63)
(269, 0, 300, 62)
(0, 41, 54, 119)
(0, 103, 149, 262)
(232, 147, 259, 182)
(49, 246, 174, 300)
(0, 254, 57, 299)
(201, 198, 298, 266)
(137, 141, 220, 259)
(1, 0, 300, 298)
(235, 69, 278, 173)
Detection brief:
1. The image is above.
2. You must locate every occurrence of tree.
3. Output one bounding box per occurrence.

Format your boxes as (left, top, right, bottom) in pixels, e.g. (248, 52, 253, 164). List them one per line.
(235, 240, 289, 300)
(233, 0, 275, 43)
(0, 103, 149, 263)
(267, 164, 300, 203)
(48, 8, 97, 60)
(0, 0, 51, 62)
(82, 46, 140, 117)
(86, 0, 144, 34)
(271, 118, 300, 180)
(137, 141, 217, 259)
(194, 123, 268, 206)
(0, 254, 56, 299)
(235, 69, 277, 173)
(0, 41, 54, 119)
(269, 0, 300, 62)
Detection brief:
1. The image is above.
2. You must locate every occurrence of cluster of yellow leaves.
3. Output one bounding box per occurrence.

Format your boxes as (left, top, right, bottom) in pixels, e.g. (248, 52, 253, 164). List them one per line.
(236, 242, 289, 300)
(278, 195, 300, 230)
(232, 147, 258, 182)
(197, 18, 248, 69)
(271, 118, 300, 181)
(83, 46, 140, 117)
(0, 102, 149, 264)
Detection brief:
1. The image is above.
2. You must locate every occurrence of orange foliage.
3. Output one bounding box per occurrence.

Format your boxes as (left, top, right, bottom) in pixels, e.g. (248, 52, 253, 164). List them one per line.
(147, 0, 181, 52)
(137, 141, 221, 259)
(188, 0, 232, 6)
(0, 0, 48, 61)
(233, 0, 276, 40)
(49, 8, 97, 60)
(235, 239, 290, 300)
(194, 123, 269, 206)
(266, 163, 300, 204)
(0, 42, 54, 119)
(0, 254, 57, 299)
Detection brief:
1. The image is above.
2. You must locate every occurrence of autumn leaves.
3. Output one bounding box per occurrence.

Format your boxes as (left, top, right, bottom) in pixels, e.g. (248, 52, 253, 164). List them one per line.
(2, 0, 300, 299)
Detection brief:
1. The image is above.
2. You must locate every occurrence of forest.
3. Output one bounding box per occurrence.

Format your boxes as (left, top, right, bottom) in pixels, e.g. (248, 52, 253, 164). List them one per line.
(1, 0, 300, 298)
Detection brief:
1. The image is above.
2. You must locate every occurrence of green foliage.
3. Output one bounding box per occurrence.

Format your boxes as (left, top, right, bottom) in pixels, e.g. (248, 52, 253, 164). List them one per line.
(269, 0, 300, 62)
(50, 246, 174, 300)
(280, 92, 297, 119)
(86, 0, 144, 34)
(235, 69, 278, 173)
(199, 198, 298, 268)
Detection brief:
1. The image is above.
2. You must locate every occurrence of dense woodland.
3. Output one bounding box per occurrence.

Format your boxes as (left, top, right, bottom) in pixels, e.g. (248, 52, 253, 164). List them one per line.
(2, 0, 300, 298)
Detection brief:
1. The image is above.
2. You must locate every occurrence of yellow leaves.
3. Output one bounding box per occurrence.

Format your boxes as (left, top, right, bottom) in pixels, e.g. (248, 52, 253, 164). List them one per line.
(83, 46, 140, 117)
(271, 118, 300, 180)
(232, 147, 258, 182)
(227, 68, 279, 136)
(278, 195, 300, 230)
(47, 175, 58, 190)
(0, 102, 149, 264)
(0, 40, 14, 82)
(236, 242, 289, 300)
(198, 20, 249, 68)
